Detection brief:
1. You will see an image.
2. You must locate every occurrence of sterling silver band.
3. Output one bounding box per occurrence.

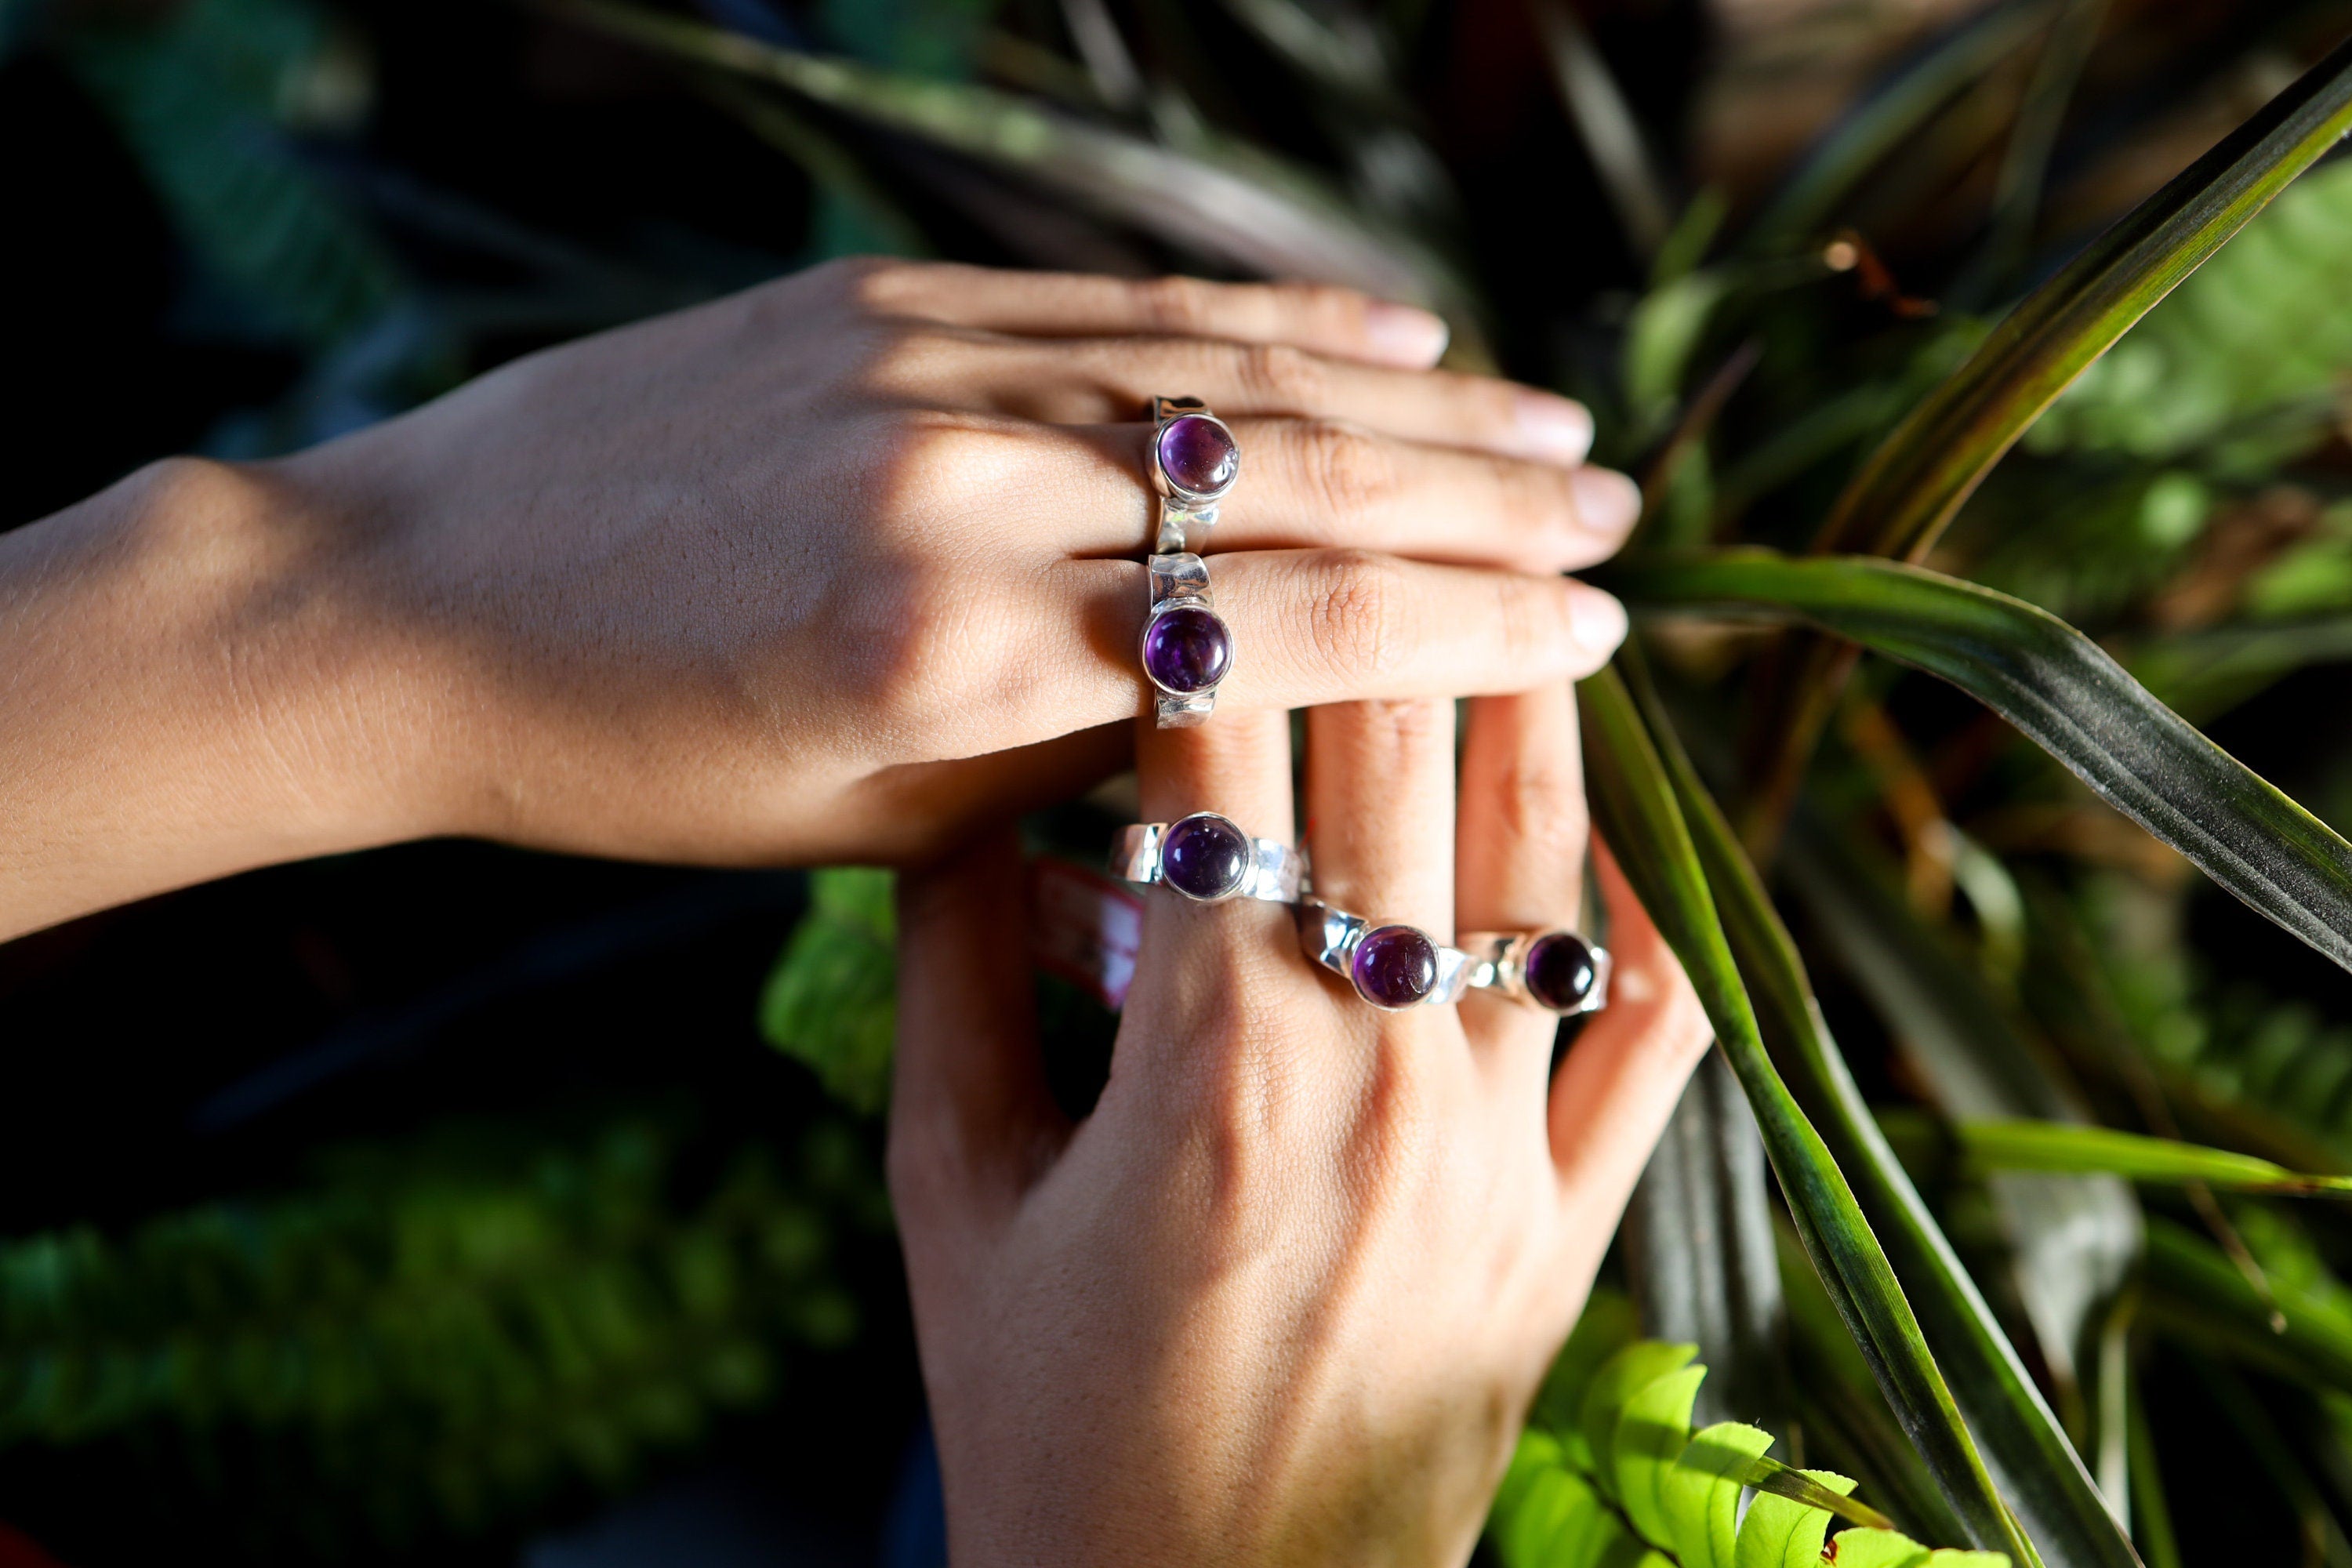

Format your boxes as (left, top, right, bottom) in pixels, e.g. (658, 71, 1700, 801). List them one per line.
(1459, 930, 1613, 1015)
(1113, 815, 1305, 902)
(1296, 898, 1477, 1011)
(1150, 394, 1239, 554)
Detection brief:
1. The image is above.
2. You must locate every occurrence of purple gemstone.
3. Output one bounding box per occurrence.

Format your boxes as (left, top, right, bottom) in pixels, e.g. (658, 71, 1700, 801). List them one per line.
(1162, 814, 1250, 900)
(1523, 932, 1599, 1012)
(1157, 414, 1239, 496)
(1352, 925, 1438, 1008)
(1142, 606, 1234, 695)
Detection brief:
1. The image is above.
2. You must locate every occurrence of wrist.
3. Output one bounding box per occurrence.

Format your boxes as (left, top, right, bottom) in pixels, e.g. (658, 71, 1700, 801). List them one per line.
(0, 455, 459, 936)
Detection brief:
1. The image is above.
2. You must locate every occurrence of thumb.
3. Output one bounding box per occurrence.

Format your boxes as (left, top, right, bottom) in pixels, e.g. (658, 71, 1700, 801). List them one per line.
(887, 823, 1071, 1234)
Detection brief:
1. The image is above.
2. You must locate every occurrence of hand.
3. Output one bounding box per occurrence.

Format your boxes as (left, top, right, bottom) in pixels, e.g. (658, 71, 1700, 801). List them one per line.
(268, 259, 1636, 866)
(3, 260, 1636, 935)
(889, 686, 1711, 1566)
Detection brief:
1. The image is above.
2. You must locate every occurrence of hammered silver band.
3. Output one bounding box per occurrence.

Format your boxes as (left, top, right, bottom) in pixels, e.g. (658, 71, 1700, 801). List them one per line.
(1459, 930, 1613, 1015)
(1113, 815, 1305, 903)
(1295, 898, 1478, 1011)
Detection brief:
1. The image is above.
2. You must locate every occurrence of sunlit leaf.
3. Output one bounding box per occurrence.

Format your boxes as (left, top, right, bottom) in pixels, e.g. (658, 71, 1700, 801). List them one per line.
(1615, 550, 2352, 979)
(1817, 34, 2352, 561)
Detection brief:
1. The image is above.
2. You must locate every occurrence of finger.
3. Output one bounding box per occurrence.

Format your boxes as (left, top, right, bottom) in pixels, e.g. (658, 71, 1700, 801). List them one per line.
(1001, 420, 1635, 573)
(889, 826, 1071, 1233)
(1545, 840, 1712, 1203)
(991, 551, 1625, 753)
(1204, 419, 1635, 569)
(1304, 698, 1457, 937)
(963, 336, 1594, 465)
(1116, 706, 1301, 1096)
(848, 260, 1450, 367)
(1455, 686, 1588, 1058)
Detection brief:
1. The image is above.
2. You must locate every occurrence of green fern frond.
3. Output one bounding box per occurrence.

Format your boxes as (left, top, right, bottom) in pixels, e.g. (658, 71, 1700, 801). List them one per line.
(0, 1112, 874, 1544)
(1490, 1301, 2005, 1568)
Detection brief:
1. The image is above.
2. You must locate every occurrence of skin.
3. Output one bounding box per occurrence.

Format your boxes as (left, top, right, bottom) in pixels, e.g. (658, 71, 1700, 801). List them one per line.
(894, 696, 1711, 1567)
(0, 257, 1637, 941)
(0, 257, 1707, 1563)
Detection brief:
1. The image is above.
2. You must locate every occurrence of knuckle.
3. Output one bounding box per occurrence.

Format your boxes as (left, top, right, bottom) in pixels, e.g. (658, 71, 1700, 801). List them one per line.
(1294, 418, 1399, 520)
(825, 254, 931, 315)
(1233, 341, 1330, 412)
(1302, 549, 1417, 681)
(1134, 274, 1221, 336)
(1488, 753, 1590, 855)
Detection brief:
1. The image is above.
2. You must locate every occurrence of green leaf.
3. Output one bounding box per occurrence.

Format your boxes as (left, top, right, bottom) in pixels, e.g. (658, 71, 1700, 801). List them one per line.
(1664, 1421, 1775, 1568)
(64, 0, 401, 348)
(2030, 158, 2352, 464)
(1747, 2, 2047, 252)
(1610, 649, 2135, 1568)
(1623, 1050, 1788, 1431)
(2141, 1214, 2352, 1396)
(541, 0, 1473, 323)
(1829, 1528, 1932, 1567)
(1613, 1363, 1706, 1547)
(1944, 1117, 2352, 1194)
(1735, 1468, 1857, 1568)
(1613, 549, 2352, 981)
(1817, 34, 2352, 561)
(1536, 1290, 1644, 1457)
(1578, 668, 2036, 1563)
(759, 869, 897, 1114)
(1781, 819, 2140, 1395)
(1581, 1341, 1697, 1502)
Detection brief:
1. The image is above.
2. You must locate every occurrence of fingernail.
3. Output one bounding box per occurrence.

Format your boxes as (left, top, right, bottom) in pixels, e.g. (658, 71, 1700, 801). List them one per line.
(1363, 301, 1450, 366)
(1570, 466, 1642, 535)
(1514, 390, 1595, 464)
(1569, 589, 1628, 653)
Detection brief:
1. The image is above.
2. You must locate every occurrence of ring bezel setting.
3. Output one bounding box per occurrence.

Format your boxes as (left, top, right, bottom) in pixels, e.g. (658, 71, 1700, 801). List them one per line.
(1460, 929, 1612, 1014)
(1296, 898, 1476, 1010)
(1113, 813, 1304, 903)
(1150, 395, 1241, 554)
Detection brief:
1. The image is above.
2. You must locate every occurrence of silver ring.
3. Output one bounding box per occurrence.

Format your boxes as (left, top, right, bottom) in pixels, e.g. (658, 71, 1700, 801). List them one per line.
(1149, 394, 1240, 554)
(1113, 814, 1303, 902)
(1458, 930, 1611, 1015)
(1295, 898, 1476, 1011)
(1142, 396, 1240, 729)
(1140, 553, 1233, 728)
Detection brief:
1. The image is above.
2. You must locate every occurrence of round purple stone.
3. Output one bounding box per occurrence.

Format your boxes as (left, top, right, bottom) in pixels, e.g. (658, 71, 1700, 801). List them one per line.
(1523, 931, 1599, 1012)
(1157, 414, 1240, 496)
(1352, 924, 1438, 1009)
(1142, 606, 1234, 695)
(1162, 813, 1250, 900)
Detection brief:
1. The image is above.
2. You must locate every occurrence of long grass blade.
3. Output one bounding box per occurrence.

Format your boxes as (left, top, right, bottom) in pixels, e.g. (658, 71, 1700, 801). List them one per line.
(2143, 1216, 2352, 1395)
(1939, 1118, 2352, 1195)
(1624, 1050, 1788, 1429)
(1613, 549, 2352, 979)
(1579, 667, 2038, 1563)
(1818, 31, 2352, 562)
(1616, 653, 2138, 1568)
(540, 0, 1473, 318)
(1748, 1, 2050, 252)
(1784, 819, 2140, 1399)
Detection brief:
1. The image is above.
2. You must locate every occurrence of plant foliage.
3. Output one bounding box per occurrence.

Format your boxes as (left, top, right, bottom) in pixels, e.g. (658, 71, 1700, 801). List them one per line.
(1492, 1297, 2005, 1568)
